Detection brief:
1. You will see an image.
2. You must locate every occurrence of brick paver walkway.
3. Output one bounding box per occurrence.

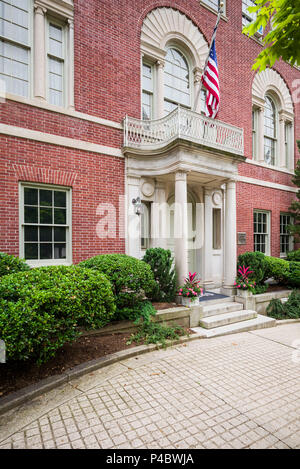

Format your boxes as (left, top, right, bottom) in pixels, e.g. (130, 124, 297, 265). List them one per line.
(1, 324, 300, 449)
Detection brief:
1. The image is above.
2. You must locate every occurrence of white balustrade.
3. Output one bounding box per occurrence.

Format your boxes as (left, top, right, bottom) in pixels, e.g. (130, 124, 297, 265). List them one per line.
(124, 106, 244, 156)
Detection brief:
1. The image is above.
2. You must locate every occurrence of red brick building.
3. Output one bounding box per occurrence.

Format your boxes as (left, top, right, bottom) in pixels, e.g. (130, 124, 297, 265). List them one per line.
(0, 0, 299, 293)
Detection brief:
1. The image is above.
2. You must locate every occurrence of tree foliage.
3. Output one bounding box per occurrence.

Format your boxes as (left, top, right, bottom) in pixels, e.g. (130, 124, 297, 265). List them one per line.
(243, 0, 300, 71)
(289, 142, 300, 239)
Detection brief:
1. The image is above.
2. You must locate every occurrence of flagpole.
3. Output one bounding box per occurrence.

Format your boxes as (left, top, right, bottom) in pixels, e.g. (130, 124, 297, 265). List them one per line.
(193, 1, 224, 112)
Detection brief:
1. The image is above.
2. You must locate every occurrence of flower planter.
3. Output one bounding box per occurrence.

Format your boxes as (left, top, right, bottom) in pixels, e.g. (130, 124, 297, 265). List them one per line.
(236, 289, 253, 298)
(181, 296, 200, 307)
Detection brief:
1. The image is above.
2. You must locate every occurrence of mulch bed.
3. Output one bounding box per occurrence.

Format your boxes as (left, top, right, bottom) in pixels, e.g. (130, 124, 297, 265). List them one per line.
(265, 285, 291, 293)
(0, 332, 136, 398)
(0, 325, 192, 399)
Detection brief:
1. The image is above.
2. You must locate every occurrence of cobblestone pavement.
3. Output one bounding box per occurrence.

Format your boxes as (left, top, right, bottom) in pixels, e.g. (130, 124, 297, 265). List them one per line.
(1, 324, 300, 449)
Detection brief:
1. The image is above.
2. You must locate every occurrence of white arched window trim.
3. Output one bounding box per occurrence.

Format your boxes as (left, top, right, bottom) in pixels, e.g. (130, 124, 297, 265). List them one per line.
(252, 69, 294, 172)
(140, 7, 209, 119)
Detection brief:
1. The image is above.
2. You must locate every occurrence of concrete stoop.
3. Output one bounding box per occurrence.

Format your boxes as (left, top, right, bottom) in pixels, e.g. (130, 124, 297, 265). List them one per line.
(191, 299, 276, 338)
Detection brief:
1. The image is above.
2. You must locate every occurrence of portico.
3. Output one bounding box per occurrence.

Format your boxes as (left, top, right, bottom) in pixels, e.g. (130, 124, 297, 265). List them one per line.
(123, 110, 245, 293)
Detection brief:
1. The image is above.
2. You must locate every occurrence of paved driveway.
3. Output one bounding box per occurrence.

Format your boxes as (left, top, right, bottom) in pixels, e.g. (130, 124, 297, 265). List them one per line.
(1, 324, 300, 449)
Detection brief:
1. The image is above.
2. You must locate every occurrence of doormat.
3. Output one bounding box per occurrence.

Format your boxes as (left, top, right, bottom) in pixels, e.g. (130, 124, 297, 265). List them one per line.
(199, 291, 229, 302)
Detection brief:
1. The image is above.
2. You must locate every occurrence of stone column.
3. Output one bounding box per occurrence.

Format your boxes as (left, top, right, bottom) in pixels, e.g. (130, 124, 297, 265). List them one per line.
(223, 180, 237, 293)
(193, 66, 202, 114)
(151, 182, 167, 249)
(34, 4, 47, 101)
(257, 106, 265, 163)
(155, 60, 165, 119)
(174, 171, 188, 284)
(203, 188, 213, 288)
(67, 19, 75, 110)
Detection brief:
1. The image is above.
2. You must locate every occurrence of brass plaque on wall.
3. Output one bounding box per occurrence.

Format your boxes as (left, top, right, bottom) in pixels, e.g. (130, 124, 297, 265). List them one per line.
(238, 232, 246, 245)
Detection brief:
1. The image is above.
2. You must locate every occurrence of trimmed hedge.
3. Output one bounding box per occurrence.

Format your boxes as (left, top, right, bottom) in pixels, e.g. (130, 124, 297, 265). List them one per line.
(0, 266, 116, 363)
(287, 249, 300, 262)
(0, 252, 30, 278)
(143, 248, 177, 302)
(264, 256, 290, 285)
(79, 254, 156, 320)
(237, 251, 268, 285)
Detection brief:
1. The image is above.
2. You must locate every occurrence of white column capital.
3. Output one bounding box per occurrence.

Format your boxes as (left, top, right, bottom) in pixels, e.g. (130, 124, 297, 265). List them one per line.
(226, 180, 237, 190)
(175, 170, 187, 182)
(193, 66, 202, 83)
(156, 60, 165, 69)
(34, 4, 47, 15)
(67, 18, 74, 28)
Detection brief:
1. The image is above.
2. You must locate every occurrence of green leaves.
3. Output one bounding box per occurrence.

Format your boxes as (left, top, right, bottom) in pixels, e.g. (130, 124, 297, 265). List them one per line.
(0, 266, 116, 364)
(143, 248, 177, 302)
(79, 254, 156, 321)
(242, 0, 300, 71)
(0, 252, 30, 278)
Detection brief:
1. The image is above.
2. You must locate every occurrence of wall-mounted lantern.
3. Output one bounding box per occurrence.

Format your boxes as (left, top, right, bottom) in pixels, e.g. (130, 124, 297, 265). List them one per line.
(132, 197, 143, 216)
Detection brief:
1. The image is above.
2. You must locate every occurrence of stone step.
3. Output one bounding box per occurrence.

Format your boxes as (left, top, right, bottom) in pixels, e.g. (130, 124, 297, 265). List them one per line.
(199, 310, 257, 329)
(202, 301, 243, 318)
(199, 296, 235, 307)
(191, 315, 276, 338)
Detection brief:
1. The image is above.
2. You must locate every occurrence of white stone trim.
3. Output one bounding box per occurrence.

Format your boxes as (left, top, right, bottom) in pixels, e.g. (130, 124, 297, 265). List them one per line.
(141, 8, 209, 71)
(34, 0, 74, 20)
(237, 175, 297, 193)
(3, 93, 122, 129)
(0, 124, 123, 158)
(252, 69, 294, 115)
(244, 158, 295, 175)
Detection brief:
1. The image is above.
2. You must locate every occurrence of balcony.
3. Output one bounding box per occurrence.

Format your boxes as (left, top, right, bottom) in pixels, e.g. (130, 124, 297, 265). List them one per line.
(123, 106, 244, 157)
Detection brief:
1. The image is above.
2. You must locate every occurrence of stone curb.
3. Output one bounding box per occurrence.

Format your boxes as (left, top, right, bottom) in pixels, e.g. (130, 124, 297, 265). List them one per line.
(0, 332, 204, 417)
(276, 319, 300, 326)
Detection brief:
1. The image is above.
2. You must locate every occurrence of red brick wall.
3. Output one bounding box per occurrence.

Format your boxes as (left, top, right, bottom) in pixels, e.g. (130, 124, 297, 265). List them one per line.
(0, 136, 125, 263)
(0, 0, 299, 262)
(237, 182, 296, 258)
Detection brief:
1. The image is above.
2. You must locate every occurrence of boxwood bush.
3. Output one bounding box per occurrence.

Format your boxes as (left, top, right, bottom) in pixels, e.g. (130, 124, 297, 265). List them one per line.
(143, 248, 177, 302)
(0, 266, 116, 363)
(0, 252, 30, 278)
(79, 254, 156, 320)
(264, 256, 290, 285)
(287, 249, 300, 262)
(237, 251, 268, 285)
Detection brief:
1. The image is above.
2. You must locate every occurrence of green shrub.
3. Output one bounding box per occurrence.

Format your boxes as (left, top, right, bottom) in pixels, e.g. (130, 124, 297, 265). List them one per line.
(264, 256, 290, 284)
(143, 248, 177, 302)
(79, 254, 156, 320)
(266, 298, 286, 319)
(287, 249, 300, 262)
(0, 266, 116, 363)
(287, 261, 300, 288)
(266, 290, 300, 319)
(237, 252, 268, 285)
(0, 252, 30, 278)
(127, 321, 187, 348)
(284, 290, 300, 318)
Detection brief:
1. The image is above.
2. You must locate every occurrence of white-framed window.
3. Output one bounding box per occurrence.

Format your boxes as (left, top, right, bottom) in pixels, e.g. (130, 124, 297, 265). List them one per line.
(0, 0, 32, 97)
(47, 19, 66, 107)
(164, 47, 191, 115)
(264, 95, 277, 166)
(242, 0, 263, 35)
(19, 183, 72, 266)
(254, 210, 270, 255)
(280, 213, 293, 256)
(141, 201, 151, 250)
(252, 107, 258, 159)
(142, 61, 153, 120)
(285, 121, 292, 168)
(201, 0, 224, 13)
(213, 208, 221, 250)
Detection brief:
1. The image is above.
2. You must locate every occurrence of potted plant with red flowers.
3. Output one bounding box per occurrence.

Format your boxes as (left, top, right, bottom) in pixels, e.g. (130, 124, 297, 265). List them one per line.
(177, 272, 203, 307)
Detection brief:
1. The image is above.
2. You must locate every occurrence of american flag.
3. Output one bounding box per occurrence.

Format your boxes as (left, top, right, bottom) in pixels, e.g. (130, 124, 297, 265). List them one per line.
(201, 39, 220, 119)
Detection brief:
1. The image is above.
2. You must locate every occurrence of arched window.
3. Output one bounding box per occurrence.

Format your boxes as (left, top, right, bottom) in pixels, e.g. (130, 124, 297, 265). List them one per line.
(264, 95, 277, 166)
(164, 48, 191, 115)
